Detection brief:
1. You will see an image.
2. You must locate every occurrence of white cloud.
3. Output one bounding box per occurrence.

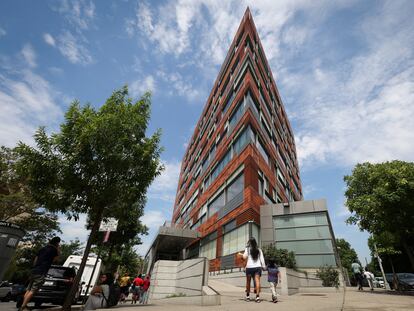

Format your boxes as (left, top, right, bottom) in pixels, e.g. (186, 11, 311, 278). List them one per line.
(141, 210, 166, 229)
(21, 44, 37, 68)
(288, 1, 414, 169)
(148, 160, 181, 202)
(43, 33, 56, 46)
(132, 1, 200, 56)
(54, 0, 95, 31)
(59, 214, 88, 243)
(0, 27, 6, 37)
(157, 70, 201, 102)
(129, 75, 155, 98)
(56, 31, 93, 65)
(0, 68, 62, 147)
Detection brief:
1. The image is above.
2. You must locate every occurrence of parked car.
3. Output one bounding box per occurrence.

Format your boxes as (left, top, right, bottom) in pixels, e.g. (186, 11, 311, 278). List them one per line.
(385, 273, 414, 290)
(16, 265, 77, 308)
(10, 284, 26, 301)
(374, 277, 385, 288)
(0, 281, 12, 302)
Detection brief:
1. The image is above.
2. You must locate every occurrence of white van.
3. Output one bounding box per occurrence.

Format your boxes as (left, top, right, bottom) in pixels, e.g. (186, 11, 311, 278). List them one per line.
(63, 255, 102, 299)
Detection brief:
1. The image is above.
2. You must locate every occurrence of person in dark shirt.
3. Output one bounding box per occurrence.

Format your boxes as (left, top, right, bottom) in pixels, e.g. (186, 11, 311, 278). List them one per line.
(19, 236, 60, 311)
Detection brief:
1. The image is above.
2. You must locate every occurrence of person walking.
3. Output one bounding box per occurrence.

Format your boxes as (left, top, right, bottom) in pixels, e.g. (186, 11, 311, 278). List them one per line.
(19, 236, 61, 311)
(131, 274, 143, 304)
(140, 274, 150, 304)
(118, 273, 131, 303)
(364, 268, 375, 291)
(83, 273, 112, 310)
(237, 237, 266, 303)
(351, 261, 364, 290)
(267, 259, 281, 303)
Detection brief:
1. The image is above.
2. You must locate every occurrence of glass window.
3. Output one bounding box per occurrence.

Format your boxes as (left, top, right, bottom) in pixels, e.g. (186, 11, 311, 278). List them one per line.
(229, 101, 244, 128)
(222, 223, 249, 256)
(252, 223, 260, 245)
(275, 226, 331, 241)
(200, 239, 217, 260)
(227, 174, 244, 202)
(274, 213, 328, 228)
(257, 139, 269, 164)
(208, 191, 225, 217)
(295, 254, 336, 267)
(276, 240, 334, 254)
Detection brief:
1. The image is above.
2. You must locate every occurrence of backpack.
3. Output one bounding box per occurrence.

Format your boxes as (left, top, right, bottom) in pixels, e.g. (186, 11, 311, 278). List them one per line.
(103, 283, 121, 308)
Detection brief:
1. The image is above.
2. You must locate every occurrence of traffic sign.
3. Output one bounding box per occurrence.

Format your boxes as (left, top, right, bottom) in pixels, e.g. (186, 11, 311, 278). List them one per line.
(99, 218, 118, 232)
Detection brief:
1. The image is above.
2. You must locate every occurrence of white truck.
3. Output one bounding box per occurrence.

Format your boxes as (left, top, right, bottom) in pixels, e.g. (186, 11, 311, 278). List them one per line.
(63, 255, 102, 299)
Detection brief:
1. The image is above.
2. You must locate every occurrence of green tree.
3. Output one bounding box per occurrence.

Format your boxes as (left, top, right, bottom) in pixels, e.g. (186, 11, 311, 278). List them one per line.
(1, 146, 61, 283)
(262, 243, 297, 269)
(344, 161, 414, 271)
(17, 87, 163, 310)
(57, 239, 84, 265)
(316, 265, 340, 288)
(335, 238, 359, 277)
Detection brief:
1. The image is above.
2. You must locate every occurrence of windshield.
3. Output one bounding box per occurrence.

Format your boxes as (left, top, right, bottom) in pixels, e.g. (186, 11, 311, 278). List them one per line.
(47, 267, 76, 278)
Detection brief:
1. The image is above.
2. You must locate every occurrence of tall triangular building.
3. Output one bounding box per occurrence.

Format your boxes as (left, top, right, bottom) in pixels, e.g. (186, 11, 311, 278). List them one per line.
(172, 8, 303, 270)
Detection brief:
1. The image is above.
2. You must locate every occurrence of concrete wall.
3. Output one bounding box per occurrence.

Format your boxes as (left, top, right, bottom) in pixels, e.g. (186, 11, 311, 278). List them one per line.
(149, 257, 208, 300)
(209, 267, 325, 295)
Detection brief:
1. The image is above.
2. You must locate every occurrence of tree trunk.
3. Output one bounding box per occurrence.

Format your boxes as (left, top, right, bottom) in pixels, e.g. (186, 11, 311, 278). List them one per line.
(401, 239, 414, 271)
(62, 210, 103, 311)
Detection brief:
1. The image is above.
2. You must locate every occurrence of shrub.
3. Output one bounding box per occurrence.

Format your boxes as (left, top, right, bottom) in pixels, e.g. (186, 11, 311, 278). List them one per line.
(316, 265, 340, 288)
(262, 244, 297, 269)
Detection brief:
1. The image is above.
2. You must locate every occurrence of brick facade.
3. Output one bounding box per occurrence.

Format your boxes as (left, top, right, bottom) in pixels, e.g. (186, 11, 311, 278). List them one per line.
(171, 8, 303, 271)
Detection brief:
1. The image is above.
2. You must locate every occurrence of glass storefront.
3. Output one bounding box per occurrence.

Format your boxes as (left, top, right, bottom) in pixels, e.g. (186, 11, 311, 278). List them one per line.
(274, 212, 337, 268)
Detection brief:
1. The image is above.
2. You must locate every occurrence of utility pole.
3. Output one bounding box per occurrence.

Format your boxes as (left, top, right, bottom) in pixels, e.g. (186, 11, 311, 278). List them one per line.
(374, 242, 390, 290)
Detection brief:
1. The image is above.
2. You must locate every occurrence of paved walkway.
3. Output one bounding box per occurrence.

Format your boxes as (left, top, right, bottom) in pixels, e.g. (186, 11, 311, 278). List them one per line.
(102, 287, 413, 311)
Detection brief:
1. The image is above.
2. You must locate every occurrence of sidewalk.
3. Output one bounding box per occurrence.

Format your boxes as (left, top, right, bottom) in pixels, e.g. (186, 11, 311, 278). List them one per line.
(102, 287, 413, 311)
(42, 284, 413, 311)
(343, 287, 414, 311)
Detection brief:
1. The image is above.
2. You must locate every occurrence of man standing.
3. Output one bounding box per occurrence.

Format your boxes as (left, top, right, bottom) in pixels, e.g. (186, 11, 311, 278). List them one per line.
(19, 236, 60, 311)
(351, 261, 363, 290)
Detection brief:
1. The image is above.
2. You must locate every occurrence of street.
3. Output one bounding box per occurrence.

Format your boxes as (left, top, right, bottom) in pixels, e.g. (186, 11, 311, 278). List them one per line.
(0, 301, 60, 311)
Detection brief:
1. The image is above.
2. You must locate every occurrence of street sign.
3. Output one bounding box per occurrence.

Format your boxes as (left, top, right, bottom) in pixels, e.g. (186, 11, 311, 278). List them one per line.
(99, 218, 118, 232)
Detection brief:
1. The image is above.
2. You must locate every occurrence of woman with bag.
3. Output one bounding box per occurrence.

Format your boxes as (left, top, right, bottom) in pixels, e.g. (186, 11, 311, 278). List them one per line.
(237, 237, 266, 303)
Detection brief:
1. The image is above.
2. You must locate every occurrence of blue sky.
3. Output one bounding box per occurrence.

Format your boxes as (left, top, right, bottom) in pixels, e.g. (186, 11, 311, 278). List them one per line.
(1, 0, 413, 264)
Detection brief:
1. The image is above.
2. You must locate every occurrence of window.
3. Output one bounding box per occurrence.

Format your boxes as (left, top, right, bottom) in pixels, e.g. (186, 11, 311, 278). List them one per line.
(200, 232, 217, 260)
(232, 126, 252, 155)
(222, 223, 249, 256)
(208, 191, 225, 217)
(200, 239, 217, 260)
(226, 174, 244, 202)
(274, 212, 336, 268)
(229, 101, 245, 129)
(257, 139, 269, 164)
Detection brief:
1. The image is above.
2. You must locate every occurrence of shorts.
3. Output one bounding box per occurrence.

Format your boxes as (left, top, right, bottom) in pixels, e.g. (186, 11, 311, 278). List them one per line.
(26, 274, 46, 292)
(246, 267, 262, 277)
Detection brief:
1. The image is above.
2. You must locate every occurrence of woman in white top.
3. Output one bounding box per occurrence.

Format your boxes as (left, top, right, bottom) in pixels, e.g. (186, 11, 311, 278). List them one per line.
(238, 237, 265, 302)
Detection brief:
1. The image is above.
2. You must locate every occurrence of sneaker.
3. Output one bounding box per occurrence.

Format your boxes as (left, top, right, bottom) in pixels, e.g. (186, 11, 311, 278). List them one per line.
(19, 307, 30, 311)
(245, 295, 250, 301)
(255, 296, 261, 303)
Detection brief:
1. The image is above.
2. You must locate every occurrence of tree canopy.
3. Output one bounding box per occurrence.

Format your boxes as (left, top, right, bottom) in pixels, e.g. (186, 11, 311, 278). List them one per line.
(1, 146, 61, 283)
(344, 161, 414, 271)
(335, 238, 359, 277)
(17, 87, 163, 310)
